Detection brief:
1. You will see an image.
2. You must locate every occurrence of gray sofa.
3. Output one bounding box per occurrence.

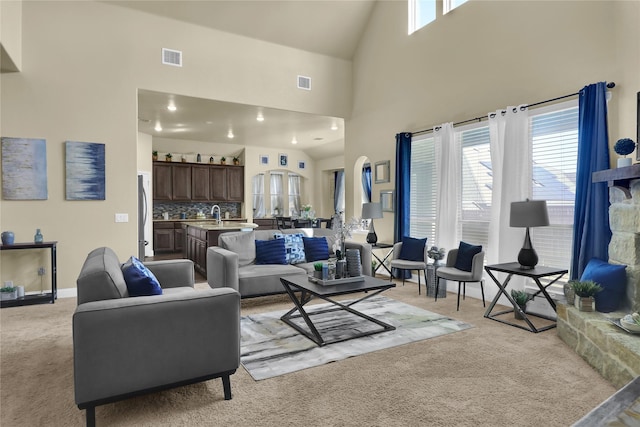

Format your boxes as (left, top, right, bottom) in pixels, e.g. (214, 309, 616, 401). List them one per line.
(207, 228, 372, 298)
(73, 247, 240, 427)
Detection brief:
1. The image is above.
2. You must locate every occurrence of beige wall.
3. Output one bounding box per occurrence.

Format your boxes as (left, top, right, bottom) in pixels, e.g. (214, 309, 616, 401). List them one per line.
(345, 0, 640, 245)
(0, 1, 351, 290)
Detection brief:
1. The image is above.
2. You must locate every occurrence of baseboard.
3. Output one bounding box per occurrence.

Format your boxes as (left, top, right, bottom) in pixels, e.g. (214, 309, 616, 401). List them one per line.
(57, 287, 78, 299)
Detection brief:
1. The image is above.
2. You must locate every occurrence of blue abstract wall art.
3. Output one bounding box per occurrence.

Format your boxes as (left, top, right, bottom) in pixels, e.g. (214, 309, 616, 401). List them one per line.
(65, 141, 105, 200)
(1, 137, 48, 200)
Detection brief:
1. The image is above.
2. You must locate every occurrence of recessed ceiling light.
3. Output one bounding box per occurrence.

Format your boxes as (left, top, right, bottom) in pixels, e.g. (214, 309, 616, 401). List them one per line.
(154, 123, 162, 132)
(206, 121, 213, 125)
(227, 130, 234, 139)
(331, 123, 338, 130)
(291, 137, 298, 145)
(256, 113, 264, 122)
(167, 103, 176, 112)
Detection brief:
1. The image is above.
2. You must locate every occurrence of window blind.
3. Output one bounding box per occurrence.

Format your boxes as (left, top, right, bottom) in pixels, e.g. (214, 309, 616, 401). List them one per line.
(410, 133, 437, 243)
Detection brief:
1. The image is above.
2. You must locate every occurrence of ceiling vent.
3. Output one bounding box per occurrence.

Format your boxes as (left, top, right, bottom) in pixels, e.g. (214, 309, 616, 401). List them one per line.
(297, 75, 311, 90)
(162, 48, 182, 67)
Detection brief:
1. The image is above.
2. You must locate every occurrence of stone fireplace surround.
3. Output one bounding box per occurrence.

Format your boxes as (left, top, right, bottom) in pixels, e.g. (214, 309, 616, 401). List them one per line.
(557, 171, 640, 389)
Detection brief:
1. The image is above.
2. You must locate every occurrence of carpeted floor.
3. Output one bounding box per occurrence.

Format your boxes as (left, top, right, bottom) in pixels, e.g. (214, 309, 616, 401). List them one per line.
(0, 279, 616, 426)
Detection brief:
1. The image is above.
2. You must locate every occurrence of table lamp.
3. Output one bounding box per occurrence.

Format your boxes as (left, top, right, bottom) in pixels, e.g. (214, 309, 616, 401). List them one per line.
(510, 199, 549, 270)
(361, 202, 383, 245)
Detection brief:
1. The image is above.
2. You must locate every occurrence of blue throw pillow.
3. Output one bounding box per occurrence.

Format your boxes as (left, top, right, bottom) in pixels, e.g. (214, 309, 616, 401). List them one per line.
(302, 236, 329, 262)
(274, 233, 306, 264)
(398, 236, 427, 262)
(580, 258, 626, 313)
(454, 241, 482, 272)
(255, 239, 287, 265)
(122, 256, 163, 297)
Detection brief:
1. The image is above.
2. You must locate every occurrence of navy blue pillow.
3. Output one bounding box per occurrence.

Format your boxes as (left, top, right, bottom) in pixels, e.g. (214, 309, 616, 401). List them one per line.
(302, 237, 329, 262)
(122, 256, 163, 297)
(454, 241, 482, 272)
(398, 236, 427, 262)
(581, 258, 626, 313)
(255, 239, 287, 265)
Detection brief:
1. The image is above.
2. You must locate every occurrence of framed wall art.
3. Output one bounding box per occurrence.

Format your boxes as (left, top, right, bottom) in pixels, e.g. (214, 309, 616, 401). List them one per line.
(260, 154, 269, 165)
(65, 141, 106, 200)
(375, 160, 390, 184)
(1, 137, 48, 200)
(298, 161, 306, 169)
(279, 153, 288, 167)
(380, 190, 394, 212)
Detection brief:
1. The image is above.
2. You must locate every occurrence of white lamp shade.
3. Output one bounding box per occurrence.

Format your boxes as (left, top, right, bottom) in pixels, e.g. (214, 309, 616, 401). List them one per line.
(510, 199, 550, 228)
(361, 202, 383, 219)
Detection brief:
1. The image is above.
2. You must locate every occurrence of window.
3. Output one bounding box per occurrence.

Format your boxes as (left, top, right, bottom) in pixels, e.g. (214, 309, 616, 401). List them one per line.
(443, 0, 468, 14)
(270, 172, 284, 216)
(408, 0, 436, 34)
(458, 124, 492, 249)
(252, 174, 265, 218)
(410, 133, 437, 244)
(288, 174, 301, 216)
(528, 102, 579, 277)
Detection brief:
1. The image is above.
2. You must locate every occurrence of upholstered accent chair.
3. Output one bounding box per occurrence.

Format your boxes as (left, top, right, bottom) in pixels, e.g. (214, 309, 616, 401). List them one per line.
(73, 247, 240, 427)
(435, 248, 486, 311)
(389, 238, 428, 295)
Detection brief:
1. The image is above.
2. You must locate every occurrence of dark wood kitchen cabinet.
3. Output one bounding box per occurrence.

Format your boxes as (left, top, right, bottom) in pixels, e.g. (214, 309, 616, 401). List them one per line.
(153, 222, 175, 253)
(171, 164, 192, 201)
(153, 161, 243, 202)
(191, 165, 210, 201)
(153, 163, 173, 200)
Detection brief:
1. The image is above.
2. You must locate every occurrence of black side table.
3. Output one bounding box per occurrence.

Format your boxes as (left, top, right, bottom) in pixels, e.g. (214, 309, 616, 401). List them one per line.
(484, 262, 567, 333)
(371, 243, 394, 276)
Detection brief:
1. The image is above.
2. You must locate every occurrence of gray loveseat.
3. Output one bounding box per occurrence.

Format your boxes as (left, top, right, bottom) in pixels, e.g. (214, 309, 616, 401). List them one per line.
(73, 247, 240, 427)
(207, 228, 372, 298)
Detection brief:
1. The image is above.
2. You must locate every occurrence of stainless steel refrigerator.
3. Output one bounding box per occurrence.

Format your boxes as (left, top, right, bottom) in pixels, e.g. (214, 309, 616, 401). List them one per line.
(138, 173, 151, 259)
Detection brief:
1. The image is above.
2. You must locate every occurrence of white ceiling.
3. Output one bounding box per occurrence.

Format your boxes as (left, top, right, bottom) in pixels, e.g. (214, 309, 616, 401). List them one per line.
(137, 90, 345, 159)
(113, 1, 376, 160)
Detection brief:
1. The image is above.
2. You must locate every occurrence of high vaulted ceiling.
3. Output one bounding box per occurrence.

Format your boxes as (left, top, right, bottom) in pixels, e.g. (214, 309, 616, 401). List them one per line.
(113, 0, 376, 160)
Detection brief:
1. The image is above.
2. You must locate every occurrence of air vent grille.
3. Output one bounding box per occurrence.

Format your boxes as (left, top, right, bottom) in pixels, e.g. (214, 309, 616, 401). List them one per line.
(162, 48, 182, 67)
(297, 75, 311, 90)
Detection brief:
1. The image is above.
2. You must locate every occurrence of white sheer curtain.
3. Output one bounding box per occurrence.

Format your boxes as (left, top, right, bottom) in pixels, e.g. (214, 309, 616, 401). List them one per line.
(487, 105, 530, 264)
(334, 170, 345, 214)
(252, 174, 265, 218)
(270, 172, 284, 216)
(434, 122, 459, 252)
(288, 174, 301, 216)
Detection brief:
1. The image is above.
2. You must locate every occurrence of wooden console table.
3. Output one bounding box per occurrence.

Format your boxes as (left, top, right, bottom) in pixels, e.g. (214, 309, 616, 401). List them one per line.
(0, 241, 57, 308)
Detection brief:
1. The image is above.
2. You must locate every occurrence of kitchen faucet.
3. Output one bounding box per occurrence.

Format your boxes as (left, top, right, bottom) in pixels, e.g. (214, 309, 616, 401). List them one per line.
(210, 205, 221, 224)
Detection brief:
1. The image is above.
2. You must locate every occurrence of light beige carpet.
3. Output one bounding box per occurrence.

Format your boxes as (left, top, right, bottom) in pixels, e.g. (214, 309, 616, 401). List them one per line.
(1, 280, 615, 426)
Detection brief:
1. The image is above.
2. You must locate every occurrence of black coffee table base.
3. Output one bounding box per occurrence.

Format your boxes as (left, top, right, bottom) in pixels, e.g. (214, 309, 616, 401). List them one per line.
(280, 276, 396, 346)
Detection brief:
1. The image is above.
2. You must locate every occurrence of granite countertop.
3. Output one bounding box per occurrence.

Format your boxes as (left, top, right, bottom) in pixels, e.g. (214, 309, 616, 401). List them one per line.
(186, 221, 259, 230)
(153, 218, 247, 223)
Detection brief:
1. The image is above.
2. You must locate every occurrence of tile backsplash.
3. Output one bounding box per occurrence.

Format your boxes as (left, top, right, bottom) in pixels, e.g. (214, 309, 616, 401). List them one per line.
(153, 202, 241, 220)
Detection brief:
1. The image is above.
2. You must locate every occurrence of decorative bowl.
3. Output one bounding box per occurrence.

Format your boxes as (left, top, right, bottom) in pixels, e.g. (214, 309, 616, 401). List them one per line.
(620, 315, 640, 332)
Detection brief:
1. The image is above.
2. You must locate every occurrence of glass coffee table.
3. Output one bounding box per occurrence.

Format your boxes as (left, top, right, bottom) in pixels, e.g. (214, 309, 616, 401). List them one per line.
(279, 275, 396, 346)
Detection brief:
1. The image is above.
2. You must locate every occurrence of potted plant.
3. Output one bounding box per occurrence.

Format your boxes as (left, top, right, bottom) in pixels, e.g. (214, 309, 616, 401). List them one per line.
(569, 280, 603, 312)
(510, 290, 532, 320)
(0, 286, 17, 301)
(220, 156, 226, 165)
(313, 262, 324, 279)
(165, 153, 173, 162)
(613, 138, 636, 168)
(233, 156, 240, 165)
(152, 150, 158, 161)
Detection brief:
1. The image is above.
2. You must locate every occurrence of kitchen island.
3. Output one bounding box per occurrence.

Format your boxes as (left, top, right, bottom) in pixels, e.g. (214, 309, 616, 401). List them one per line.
(186, 221, 258, 275)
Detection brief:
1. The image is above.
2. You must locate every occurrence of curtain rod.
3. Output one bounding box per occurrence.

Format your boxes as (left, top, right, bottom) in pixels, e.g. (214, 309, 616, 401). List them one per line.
(414, 82, 616, 136)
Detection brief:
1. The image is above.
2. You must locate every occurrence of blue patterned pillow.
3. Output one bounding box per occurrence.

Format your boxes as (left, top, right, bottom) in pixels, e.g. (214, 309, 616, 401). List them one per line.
(255, 239, 287, 265)
(122, 256, 163, 297)
(274, 233, 306, 264)
(302, 237, 329, 262)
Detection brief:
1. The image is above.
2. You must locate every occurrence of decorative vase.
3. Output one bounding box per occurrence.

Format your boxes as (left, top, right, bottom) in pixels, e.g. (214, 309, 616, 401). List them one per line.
(617, 157, 632, 168)
(220, 160, 226, 165)
(152, 154, 158, 161)
(0, 290, 17, 301)
(1, 231, 15, 245)
(576, 296, 594, 312)
(165, 156, 172, 162)
(233, 159, 240, 166)
(563, 283, 575, 305)
(514, 304, 526, 320)
(197, 153, 201, 163)
(34, 228, 43, 244)
(313, 270, 323, 279)
(209, 157, 214, 164)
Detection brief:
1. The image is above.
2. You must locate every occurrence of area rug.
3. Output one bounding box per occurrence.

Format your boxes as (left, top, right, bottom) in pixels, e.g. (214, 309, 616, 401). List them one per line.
(240, 295, 473, 380)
